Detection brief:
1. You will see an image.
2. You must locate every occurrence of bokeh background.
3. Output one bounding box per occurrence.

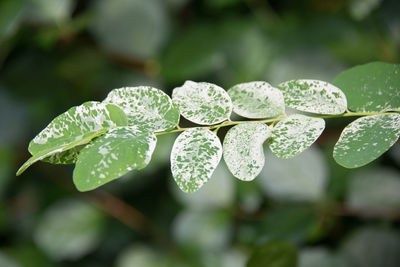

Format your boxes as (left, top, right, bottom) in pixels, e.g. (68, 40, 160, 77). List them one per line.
(1, 0, 400, 266)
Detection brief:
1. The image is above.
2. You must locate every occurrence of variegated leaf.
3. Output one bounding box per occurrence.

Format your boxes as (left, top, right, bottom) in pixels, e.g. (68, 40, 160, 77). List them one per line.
(172, 81, 232, 125)
(277, 79, 347, 114)
(228, 81, 285, 118)
(333, 114, 400, 168)
(223, 122, 271, 181)
(170, 127, 222, 193)
(73, 126, 157, 192)
(269, 114, 325, 159)
(333, 62, 400, 112)
(103, 86, 179, 132)
(17, 102, 127, 175)
(42, 145, 86, 164)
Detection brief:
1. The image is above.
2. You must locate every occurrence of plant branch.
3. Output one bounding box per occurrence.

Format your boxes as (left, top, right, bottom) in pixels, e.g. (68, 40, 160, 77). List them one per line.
(155, 111, 400, 136)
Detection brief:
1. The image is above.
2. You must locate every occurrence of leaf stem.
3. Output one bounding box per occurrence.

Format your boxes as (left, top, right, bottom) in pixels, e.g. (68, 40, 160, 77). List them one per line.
(155, 111, 399, 136)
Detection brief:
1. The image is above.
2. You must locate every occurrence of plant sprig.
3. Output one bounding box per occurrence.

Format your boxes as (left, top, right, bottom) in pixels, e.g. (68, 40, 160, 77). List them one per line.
(17, 62, 400, 193)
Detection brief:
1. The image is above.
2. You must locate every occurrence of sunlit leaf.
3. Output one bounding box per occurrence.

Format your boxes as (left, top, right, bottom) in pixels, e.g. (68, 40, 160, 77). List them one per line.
(260, 147, 328, 201)
(17, 102, 127, 175)
(116, 245, 175, 267)
(170, 127, 222, 193)
(333, 113, 400, 168)
(172, 81, 232, 125)
(34, 199, 104, 260)
(333, 62, 400, 112)
(277, 79, 347, 114)
(269, 114, 325, 159)
(227, 81, 285, 118)
(247, 241, 298, 267)
(223, 122, 271, 181)
(73, 126, 156, 192)
(103, 86, 179, 132)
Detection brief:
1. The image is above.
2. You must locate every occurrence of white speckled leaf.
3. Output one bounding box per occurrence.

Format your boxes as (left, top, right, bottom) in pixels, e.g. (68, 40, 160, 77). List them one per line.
(42, 145, 86, 164)
(333, 62, 400, 112)
(17, 102, 127, 175)
(73, 126, 156, 191)
(170, 127, 222, 193)
(172, 81, 232, 125)
(277, 79, 347, 114)
(269, 114, 325, 159)
(103, 86, 179, 131)
(223, 123, 271, 181)
(228, 81, 285, 118)
(333, 114, 400, 168)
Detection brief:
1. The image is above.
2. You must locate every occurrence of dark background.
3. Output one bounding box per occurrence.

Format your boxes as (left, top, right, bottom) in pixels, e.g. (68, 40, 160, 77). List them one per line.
(0, 0, 399, 266)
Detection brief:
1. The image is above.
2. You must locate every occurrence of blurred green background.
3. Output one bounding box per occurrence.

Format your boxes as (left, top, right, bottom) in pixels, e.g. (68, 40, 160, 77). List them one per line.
(1, 0, 400, 266)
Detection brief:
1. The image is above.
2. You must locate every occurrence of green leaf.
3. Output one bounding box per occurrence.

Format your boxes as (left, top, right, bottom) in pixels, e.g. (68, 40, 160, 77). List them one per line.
(227, 81, 285, 118)
(333, 113, 400, 168)
(41, 145, 86, 164)
(170, 127, 222, 193)
(16, 101, 127, 175)
(34, 199, 104, 260)
(269, 114, 325, 159)
(247, 240, 298, 267)
(333, 62, 400, 112)
(277, 79, 347, 114)
(172, 81, 232, 125)
(73, 126, 157, 192)
(103, 86, 179, 131)
(223, 122, 271, 181)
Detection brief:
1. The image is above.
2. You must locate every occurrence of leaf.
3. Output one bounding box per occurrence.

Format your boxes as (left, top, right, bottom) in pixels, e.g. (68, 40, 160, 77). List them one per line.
(277, 79, 347, 114)
(103, 86, 179, 132)
(172, 81, 232, 125)
(269, 114, 325, 159)
(333, 62, 400, 112)
(299, 248, 351, 267)
(333, 113, 400, 168)
(34, 199, 104, 260)
(73, 126, 157, 192)
(223, 122, 271, 181)
(247, 241, 298, 267)
(170, 127, 222, 193)
(259, 147, 328, 201)
(227, 81, 285, 118)
(41, 145, 86, 164)
(17, 101, 127, 175)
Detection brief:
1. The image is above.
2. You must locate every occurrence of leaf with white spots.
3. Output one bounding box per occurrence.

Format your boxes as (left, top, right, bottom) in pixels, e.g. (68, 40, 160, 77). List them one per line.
(17, 102, 127, 175)
(73, 126, 157, 192)
(269, 114, 325, 159)
(277, 79, 347, 114)
(223, 123, 271, 181)
(228, 81, 285, 118)
(42, 145, 86, 164)
(103, 86, 180, 131)
(170, 127, 222, 193)
(172, 81, 232, 125)
(333, 114, 400, 168)
(333, 62, 400, 112)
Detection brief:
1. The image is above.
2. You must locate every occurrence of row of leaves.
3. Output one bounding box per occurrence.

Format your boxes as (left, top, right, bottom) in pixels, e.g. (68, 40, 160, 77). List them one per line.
(17, 62, 400, 193)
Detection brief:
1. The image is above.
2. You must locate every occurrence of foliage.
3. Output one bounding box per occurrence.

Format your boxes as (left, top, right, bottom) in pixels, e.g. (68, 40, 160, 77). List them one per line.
(17, 62, 400, 194)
